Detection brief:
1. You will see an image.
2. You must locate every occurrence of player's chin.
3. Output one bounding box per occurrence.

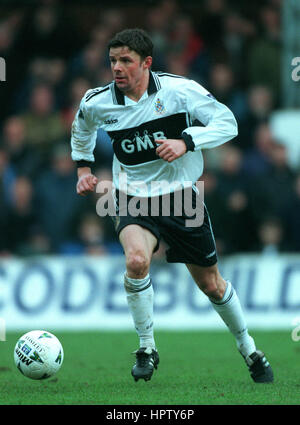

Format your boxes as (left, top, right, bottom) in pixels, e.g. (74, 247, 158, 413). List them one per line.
(115, 80, 128, 90)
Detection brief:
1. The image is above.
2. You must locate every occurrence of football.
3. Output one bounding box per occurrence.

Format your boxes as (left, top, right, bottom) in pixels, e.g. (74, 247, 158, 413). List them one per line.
(14, 330, 64, 380)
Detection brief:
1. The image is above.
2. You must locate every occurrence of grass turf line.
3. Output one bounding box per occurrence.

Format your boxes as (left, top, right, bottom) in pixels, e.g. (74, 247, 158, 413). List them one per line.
(0, 330, 298, 405)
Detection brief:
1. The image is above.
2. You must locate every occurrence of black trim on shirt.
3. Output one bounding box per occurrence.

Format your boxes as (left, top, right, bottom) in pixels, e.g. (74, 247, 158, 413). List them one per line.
(113, 71, 160, 105)
(85, 86, 110, 102)
(76, 160, 94, 168)
(182, 132, 195, 152)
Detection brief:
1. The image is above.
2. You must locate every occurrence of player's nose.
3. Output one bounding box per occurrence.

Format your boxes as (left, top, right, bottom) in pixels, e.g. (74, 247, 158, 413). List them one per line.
(113, 60, 122, 73)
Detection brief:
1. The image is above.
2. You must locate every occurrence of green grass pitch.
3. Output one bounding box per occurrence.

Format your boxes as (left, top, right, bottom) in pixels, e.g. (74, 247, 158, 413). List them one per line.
(0, 330, 299, 405)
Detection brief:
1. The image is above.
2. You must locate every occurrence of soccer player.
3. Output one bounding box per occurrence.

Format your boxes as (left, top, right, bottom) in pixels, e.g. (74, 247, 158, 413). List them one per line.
(71, 28, 273, 383)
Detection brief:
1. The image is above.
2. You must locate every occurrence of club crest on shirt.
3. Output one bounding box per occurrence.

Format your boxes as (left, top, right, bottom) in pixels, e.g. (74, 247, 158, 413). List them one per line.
(154, 98, 165, 115)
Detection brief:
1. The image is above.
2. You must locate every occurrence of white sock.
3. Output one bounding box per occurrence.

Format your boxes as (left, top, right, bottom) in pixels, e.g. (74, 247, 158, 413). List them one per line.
(124, 273, 156, 349)
(209, 281, 256, 357)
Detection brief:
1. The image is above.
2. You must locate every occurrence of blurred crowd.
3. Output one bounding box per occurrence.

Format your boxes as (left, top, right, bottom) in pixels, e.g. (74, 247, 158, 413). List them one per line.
(0, 0, 298, 258)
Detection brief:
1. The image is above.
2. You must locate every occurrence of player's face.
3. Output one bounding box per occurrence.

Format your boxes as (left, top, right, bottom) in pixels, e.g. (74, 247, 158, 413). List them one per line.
(109, 46, 152, 94)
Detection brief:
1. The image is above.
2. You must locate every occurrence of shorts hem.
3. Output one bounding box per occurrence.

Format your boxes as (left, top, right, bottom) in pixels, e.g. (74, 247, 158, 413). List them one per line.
(166, 256, 218, 268)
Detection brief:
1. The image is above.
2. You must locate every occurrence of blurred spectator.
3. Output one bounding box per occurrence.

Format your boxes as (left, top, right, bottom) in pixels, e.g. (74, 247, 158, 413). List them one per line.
(98, 8, 125, 37)
(214, 145, 257, 253)
(270, 110, 300, 171)
(69, 42, 107, 86)
(171, 14, 202, 60)
(58, 166, 122, 255)
(280, 175, 300, 252)
(241, 122, 275, 177)
(0, 15, 22, 122)
(22, 229, 51, 257)
(247, 4, 281, 105)
(201, 170, 227, 255)
(168, 14, 207, 79)
(1, 116, 41, 178)
(0, 16, 19, 55)
(92, 167, 117, 245)
(198, 0, 226, 60)
(159, 0, 179, 19)
(96, 66, 114, 86)
(14, 4, 81, 60)
(257, 216, 285, 255)
(34, 144, 85, 252)
(145, 4, 171, 71)
(238, 85, 274, 151)
(163, 52, 185, 77)
(0, 200, 7, 254)
(248, 143, 295, 224)
(5, 177, 38, 255)
(209, 63, 248, 122)
(0, 149, 13, 253)
(61, 77, 91, 133)
(89, 26, 112, 49)
(13, 57, 67, 113)
(0, 173, 51, 256)
(0, 148, 16, 206)
(20, 84, 66, 163)
(72, 213, 108, 256)
(222, 11, 256, 82)
(248, 85, 274, 119)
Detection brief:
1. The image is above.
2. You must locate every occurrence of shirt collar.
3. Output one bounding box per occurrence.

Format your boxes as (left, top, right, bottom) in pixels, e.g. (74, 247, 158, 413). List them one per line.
(112, 71, 161, 105)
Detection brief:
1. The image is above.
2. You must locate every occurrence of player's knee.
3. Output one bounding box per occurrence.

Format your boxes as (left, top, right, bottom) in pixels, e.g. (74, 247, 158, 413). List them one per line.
(202, 283, 219, 299)
(126, 251, 150, 278)
(199, 272, 224, 300)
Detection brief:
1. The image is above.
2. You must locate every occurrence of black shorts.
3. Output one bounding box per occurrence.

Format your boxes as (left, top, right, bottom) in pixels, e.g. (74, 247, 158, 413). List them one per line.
(111, 188, 218, 267)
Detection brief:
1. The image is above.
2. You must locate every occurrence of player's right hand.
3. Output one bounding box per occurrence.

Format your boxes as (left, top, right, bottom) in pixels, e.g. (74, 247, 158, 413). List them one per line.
(76, 173, 98, 196)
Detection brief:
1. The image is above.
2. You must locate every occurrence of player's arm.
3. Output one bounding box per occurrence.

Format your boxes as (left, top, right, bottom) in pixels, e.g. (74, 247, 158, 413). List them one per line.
(180, 80, 238, 151)
(71, 96, 99, 196)
(76, 166, 98, 196)
(155, 80, 238, 162)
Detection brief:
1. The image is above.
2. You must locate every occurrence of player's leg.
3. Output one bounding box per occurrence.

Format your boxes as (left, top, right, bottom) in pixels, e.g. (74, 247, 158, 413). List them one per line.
(186, 262, 273, 383)
(186, 262, 255, 354)
(120, 223, 157, 348)
(120, 223, 157, 279)
(119, 224, 159, 381)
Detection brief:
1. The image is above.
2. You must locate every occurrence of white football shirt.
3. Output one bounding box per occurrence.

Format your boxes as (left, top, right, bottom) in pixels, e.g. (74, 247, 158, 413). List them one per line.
(71, 71, 238, 196)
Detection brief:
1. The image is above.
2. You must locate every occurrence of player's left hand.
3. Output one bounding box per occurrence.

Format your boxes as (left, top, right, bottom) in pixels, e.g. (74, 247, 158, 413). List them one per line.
(155, 139, 187, 162)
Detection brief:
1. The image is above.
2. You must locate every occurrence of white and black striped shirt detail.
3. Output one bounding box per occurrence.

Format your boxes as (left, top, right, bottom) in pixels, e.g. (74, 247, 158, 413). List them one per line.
(85, 86, 110, 102)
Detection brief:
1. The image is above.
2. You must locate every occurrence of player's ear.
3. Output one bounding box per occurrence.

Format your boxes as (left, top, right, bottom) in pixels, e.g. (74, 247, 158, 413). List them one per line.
(143, 56, 152, 70)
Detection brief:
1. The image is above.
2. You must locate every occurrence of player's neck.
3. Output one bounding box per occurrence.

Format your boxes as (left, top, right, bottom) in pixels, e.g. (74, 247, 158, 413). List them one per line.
(123, 70, 150, 103)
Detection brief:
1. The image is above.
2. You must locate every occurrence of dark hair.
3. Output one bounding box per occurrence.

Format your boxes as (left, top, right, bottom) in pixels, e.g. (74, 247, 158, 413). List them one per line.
(107, 28, 153, 59)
